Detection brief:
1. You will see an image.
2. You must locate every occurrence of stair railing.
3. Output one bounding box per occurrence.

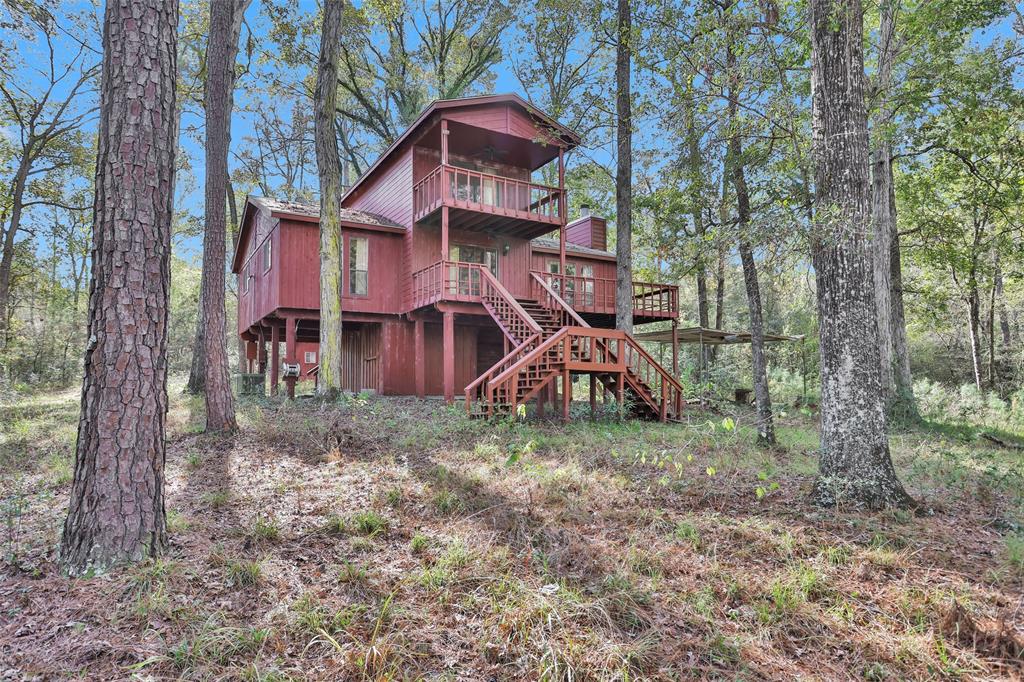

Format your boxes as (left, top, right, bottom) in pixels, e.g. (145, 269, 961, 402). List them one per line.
(621, 334, 685, 420)
(478, 266, 542, 345)
(531, 272, 590, 329)
(464, 332, 541, 416)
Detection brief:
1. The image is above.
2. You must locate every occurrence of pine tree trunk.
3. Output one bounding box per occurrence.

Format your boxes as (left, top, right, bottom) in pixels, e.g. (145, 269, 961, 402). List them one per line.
(809, 0, 913, 509)
(315, 0, 344, 394)
(200, 0, 247, 432)
(614, 0, 633, 334)
(186, 288, 206, 393)
(60, 0, 179, 575)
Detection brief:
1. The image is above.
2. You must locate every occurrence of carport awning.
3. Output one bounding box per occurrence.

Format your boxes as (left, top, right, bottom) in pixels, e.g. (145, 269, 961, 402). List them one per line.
(633, 326, 804, 345)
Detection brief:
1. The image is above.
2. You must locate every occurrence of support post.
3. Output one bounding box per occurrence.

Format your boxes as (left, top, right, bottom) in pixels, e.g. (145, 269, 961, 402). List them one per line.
(285, 316, 297, 399)
(671, 318, 679, 379)
(414, 317, 425, 398)
(562, 369, 571, 423)
(270, 323, 280, 396)
(257, 329, 267, 374)
(558, 147, 566, 273)
(441, 118, 448, 165)
(442, 311, 454, 403)
(441, 205, 449, 263)
(589, 373, 597, 419)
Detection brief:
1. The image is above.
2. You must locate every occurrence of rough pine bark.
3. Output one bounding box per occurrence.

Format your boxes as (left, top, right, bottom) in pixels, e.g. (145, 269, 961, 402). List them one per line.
(60, 0, 179, 575)
(185, 288, 205, 393)
(614, 0, 633, 334)
(315, 0, 344, 394)
(808, 0, 913, 509)
(200, 0, 249, 431)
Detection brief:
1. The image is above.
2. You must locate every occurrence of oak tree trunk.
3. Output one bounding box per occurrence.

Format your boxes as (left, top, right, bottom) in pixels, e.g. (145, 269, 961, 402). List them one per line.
(888, 168, 917, 419)
(0, 164, 29, 347)
(994, 252, 1011, 347)
(315, 0, 345, 394)
(200, 0, 248, 431)
(808, 0, 913, 509)
(614, 0, 633, 334)
(61, 0, 179, 574)
(725, 40, 775, 446)
(869, 0, 898, 411)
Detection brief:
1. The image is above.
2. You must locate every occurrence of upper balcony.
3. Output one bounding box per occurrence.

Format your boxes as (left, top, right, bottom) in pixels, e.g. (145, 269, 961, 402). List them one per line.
(411, 112, 568, 239)
(413, 163, 564, 237)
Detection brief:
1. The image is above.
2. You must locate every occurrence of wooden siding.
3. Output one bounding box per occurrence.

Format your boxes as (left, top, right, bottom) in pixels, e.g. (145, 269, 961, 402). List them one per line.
(566, 216, 607, 251)
(256, 218, 405, 316)
(379, 317, 478, 395)
(442, 103, 561, 147)
(237, 211, 281, 333)
(341, 323, 382, 392)
(531, 250, 616, 280)
(345, 147, 414, 227)
(413, 146, 530, 184)
(410, 225, 534, 301)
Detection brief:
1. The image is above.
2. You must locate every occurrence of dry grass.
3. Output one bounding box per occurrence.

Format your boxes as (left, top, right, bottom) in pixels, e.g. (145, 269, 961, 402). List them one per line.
(1, 380, 1022, 680)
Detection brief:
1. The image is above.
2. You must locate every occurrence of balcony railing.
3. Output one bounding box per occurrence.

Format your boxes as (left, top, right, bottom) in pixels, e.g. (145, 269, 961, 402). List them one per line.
(532, 272, 678, 318)
(413, 163, 563, 224)
(411, 260, 485, 309)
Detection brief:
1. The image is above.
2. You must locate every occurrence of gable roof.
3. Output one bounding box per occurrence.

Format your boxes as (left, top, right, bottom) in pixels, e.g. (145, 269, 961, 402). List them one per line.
(231, 196, 402, 273)
(341, 94, 582, 208)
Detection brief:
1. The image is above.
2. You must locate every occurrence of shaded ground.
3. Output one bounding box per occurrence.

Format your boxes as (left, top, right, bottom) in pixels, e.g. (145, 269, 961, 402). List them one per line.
(1, 382, 1022, 680)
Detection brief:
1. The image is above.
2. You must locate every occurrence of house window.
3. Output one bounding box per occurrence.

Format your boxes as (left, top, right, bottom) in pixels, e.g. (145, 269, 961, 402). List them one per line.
(580, 264, 594, 307)
(304, 351, 317, 364)
(349, 237, 368, 295)
(262, 239, 272, 273)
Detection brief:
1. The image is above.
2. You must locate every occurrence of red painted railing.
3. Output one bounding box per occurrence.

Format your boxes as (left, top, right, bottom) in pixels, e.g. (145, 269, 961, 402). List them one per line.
(413, 163, 563, 224)
(465, 325, 684, 422)
(531, 271, 678, 318)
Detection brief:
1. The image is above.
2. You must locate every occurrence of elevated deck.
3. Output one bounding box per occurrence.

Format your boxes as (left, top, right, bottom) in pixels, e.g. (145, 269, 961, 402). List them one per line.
(413, 164, 564, 239)
(409, 260, 679, 323)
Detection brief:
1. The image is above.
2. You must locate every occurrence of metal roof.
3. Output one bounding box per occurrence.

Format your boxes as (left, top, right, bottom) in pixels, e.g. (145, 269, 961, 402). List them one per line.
(634, 326, 805, 345)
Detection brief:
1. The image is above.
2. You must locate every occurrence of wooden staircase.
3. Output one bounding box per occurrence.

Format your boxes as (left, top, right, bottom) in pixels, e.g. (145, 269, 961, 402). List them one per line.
(465, 273, 683, 422)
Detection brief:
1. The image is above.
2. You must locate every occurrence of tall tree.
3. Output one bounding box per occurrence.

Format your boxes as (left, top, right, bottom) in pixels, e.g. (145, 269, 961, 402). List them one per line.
(200, 0, 249, 431)
(808, 0, 913, 508)
(614, 0, 632, 334)
(315, 0, 344, 396)
(723, 1, 775, 445)
(0, 28, 97, 346)
(869, 0, 898, 412)
(61, 0, 179, 573)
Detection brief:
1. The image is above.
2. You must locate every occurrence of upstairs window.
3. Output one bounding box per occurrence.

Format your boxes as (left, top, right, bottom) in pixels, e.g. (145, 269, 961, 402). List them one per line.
(349, 237, 368, 296)
(262, 239, 272, 273)
(304, 351, 317, 364)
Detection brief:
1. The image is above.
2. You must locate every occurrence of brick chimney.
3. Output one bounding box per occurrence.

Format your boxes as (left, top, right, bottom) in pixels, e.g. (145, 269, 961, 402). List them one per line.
(565, 205, 607, 251)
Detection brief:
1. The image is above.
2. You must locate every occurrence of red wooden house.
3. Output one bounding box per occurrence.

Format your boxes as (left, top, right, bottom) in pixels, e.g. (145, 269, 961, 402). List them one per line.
(232, 94, 683, 421)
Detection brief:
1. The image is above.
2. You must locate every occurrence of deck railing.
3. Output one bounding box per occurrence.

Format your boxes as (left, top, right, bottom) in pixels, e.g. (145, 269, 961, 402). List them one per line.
(413, 163, 563, 224)
(531, 271, 679, 318)
(410, 261, 541, 346)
